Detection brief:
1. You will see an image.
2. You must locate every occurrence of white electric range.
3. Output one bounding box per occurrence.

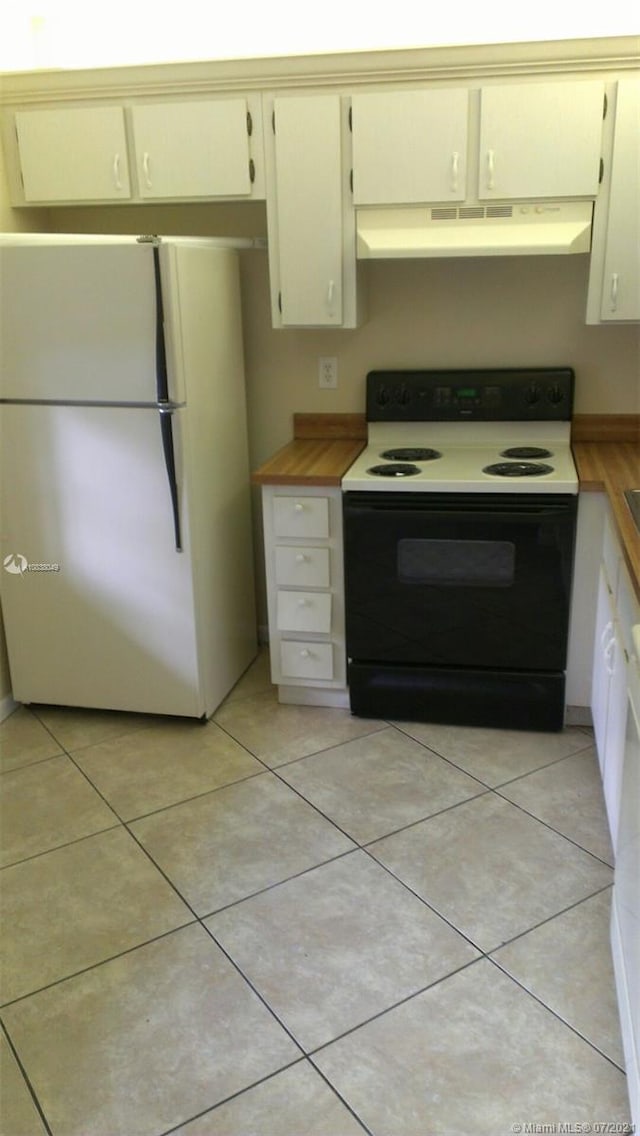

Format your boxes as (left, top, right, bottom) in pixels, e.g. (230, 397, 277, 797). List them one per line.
(341, 368, 579, 732)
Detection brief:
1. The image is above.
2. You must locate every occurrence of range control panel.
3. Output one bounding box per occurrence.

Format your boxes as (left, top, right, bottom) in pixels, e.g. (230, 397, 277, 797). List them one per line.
(366, 368, 574, 423)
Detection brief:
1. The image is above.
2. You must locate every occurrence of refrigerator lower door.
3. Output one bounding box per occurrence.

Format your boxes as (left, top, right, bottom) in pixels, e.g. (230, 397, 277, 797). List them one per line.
(0, 403, 204, 717)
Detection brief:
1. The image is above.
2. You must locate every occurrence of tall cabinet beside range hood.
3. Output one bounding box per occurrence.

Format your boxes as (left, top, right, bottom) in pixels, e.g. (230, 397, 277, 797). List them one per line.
(351, 81, 604, 260)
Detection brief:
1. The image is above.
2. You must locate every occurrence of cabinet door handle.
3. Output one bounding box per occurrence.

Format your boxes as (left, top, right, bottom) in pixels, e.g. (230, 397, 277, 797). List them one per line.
(326, 279, 335, 312)
(142, 152, 152, 190)
(300, 648, 311, 658)
(605, 634, 617, 677)
(610, 273, 619, 312)
(600, 620, 614, 650)
(113, 153, 122, 190)
(451, 151, 459, 194)
(297, 598, 308, 607)
(294, 502, 305, 513)
(486, 149, 495, 191)
(295, 553, 307, 563)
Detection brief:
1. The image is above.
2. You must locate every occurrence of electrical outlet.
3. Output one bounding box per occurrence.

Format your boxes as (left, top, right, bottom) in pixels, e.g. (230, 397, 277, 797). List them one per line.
(318, 356, 338, 389)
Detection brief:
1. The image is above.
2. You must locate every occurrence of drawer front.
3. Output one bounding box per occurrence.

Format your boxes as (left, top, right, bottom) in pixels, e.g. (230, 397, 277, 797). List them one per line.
(275, 545, 330, 588)
(277, 591, 332, 634)
(273, 496, 329, 539)
(280, 640, 334, 680)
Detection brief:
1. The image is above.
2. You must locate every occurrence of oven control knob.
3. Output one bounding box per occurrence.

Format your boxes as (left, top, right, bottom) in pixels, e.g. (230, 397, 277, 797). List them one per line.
(399, 386, 411, 405)
(377, 387, 390, 406)
(525, 384, 541, 405)
(547, 383, 564, 404)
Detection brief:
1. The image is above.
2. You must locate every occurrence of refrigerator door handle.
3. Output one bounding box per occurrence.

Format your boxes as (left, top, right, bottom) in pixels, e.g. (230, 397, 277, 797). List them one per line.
(158, 405, 182, 552)
(152, 245, 170, 402)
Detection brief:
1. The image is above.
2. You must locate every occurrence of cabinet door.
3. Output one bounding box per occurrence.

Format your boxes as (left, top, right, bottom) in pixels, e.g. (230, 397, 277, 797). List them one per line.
(592, 566, 614, 770)
(131, 99, 254, 199)
(599, 78, 640, 321)
(478, 81, 604, 199)
(270, 96, 344, 327)
(15, 107, 131, 203)
(351, 89, 468, 205)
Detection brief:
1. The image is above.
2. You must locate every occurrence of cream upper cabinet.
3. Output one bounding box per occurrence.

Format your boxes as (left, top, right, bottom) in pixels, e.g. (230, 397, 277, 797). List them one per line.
(15, 106, 131, 203)
(130, 98, 262, 200)
(597, 79, 640, 322)
(477, 81, 605, 199)
(351, 89, 469, 205)
(349, 80, 604, 207)
(265, 94, 361, 328)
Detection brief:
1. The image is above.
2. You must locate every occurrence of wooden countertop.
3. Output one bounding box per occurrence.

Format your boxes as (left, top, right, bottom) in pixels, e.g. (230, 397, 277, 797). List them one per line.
(572, 440, 640, 597)
(251, 413, 366, 487)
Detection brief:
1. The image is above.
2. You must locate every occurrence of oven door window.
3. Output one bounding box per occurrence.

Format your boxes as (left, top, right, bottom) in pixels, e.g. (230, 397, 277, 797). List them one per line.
(398, 538, 515, 588)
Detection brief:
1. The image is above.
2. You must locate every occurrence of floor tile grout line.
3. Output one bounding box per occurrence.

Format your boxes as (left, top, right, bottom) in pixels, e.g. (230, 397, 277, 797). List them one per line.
(118, 766, 272, 825)
(491, 787, 615, 868)
(0, 822, 124, 873)
(0, 1019, 53, 1136)
(0, 750, 66, 776)
(28, 704, 167, 754)
(301, 1061, 375, 1136)
(155, 1056, 313, 1136)
(358, 843, 487, 956)
(200, 921, 309, 1057)
(388, 720, 600, 790)
(196, 845, 360, 920)
(487, 880, 615, 956)
(212, 714, 389, 773)
(0, 919, 200, 1011)
(486, 953, 628, 1073)
(0, 1022, 53, 1136)
(304, 954, 485, 1059)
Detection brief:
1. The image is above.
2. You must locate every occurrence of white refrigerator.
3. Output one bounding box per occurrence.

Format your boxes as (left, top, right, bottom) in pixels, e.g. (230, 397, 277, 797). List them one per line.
(0, 234, 257, 718)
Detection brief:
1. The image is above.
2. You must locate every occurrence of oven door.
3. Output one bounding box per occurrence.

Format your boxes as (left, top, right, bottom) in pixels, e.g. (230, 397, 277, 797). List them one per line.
(343, 491, 577, 671)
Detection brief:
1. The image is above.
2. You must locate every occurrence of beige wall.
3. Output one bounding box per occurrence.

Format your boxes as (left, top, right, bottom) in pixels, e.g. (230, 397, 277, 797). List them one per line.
(1, 167, 639, 697)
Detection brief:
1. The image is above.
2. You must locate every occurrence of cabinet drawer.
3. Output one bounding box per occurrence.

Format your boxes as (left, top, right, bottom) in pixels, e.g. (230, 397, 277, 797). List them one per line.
(273, 496, 329, 539)
(275, 545, 330, 587)
(277, 591, 331, 634)
(280, 641, 334, 680)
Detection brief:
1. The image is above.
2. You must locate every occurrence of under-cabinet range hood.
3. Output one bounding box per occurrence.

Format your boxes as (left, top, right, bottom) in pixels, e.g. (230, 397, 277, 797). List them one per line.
(355, 201, 593, 259)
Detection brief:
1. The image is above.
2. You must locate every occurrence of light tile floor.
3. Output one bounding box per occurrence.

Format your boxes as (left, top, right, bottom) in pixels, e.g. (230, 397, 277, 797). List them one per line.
(0, 650, 632, 1136)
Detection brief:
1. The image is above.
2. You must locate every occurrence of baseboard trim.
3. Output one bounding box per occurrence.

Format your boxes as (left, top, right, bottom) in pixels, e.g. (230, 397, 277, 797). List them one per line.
(0, 693, 18, 723)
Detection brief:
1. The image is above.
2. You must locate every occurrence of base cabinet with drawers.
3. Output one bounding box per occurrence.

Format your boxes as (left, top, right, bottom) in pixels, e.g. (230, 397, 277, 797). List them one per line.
(261, 485, 348, 706)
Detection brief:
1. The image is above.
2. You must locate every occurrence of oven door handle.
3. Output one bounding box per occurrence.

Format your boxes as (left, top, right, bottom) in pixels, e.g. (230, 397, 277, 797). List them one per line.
(344, 502, 574, 522)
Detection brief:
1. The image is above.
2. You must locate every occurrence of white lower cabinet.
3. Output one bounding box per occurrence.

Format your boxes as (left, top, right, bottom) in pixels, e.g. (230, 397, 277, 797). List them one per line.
(590, 505, 640, 850)
(262, 485, 348, 706)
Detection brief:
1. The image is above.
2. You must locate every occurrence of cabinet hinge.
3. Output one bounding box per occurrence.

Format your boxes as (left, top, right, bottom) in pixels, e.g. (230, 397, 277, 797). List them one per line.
(246, 110, 253, 136)
(350, 169, 353, 194)
(348, 105, 352, 131)
(272, 110, 276, 134)
(599, 158, 605, 184)
(603, 93, 608, 119)
(278, 291, 282, 313)
(249, 158, 256, 184)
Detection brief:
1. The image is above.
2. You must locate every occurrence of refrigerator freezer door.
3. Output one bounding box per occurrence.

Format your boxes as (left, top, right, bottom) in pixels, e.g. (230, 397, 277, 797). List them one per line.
(0, 403, 203, 716)
(0, 242, 184, 405)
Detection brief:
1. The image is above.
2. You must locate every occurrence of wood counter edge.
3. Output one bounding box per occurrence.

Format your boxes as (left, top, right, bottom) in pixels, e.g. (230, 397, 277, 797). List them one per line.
(573, 441, 640, 602)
